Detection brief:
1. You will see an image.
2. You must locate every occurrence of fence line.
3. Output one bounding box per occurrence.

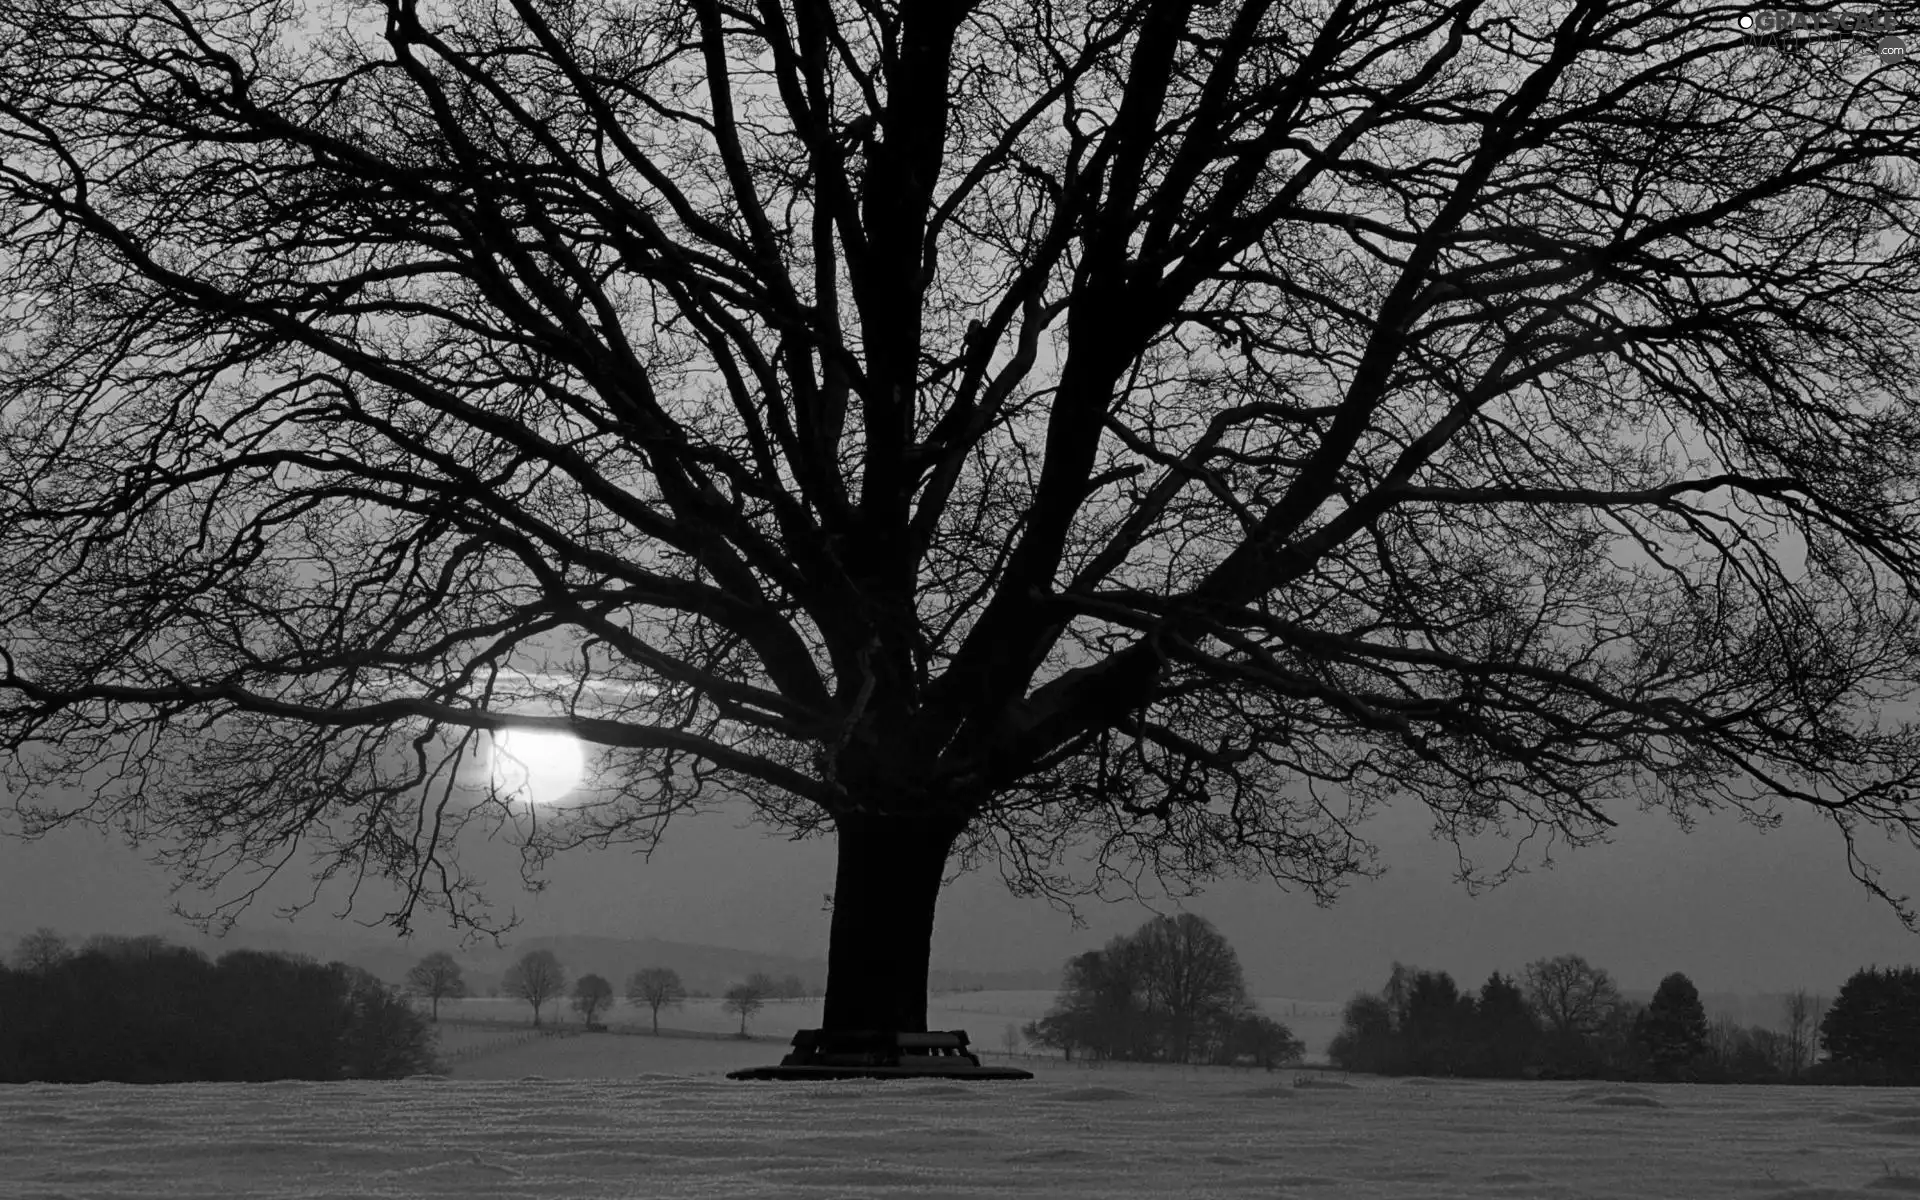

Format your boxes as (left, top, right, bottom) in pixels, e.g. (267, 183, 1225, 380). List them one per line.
(435, 1022, 578, 1064)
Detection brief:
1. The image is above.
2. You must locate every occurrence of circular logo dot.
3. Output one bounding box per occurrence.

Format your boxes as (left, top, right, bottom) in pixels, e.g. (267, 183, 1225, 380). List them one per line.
(1739, 13, 1753, 27)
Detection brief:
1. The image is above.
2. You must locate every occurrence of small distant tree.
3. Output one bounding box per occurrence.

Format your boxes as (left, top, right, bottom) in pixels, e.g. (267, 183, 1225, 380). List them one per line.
(743, 971, 780, 1000)
(1038, 943, 1151, 1062)
(1221, 1012, 1305, 1071)
(77, 934, 171, 962)
(1380, 963, 1420, 1033)
(404, 952, 467, 1023)
(1746, 1026, 1791, 1080)
(1001, 1022, 1020, 1058)
(501, 950, 567, 1027)
(1524, 954, 1623, 1075)
(626, 967, 687, 1035)
(1783, 990, 1819, 1081)
(1022, 1016, 1074, 1061)
(570, 974, 614, 1027)
(724, 981, 768, 1037)
(776, 974, 806, 1002)
(10, 928, 70, 975)
(1706, 1013, 1743, 1073)
(1328, 991, 1395, 1075)
(1599, 1001, 1649, 1078)
(1639, 973, 1708, 1080)
(1703, 1017, 1786, 1082)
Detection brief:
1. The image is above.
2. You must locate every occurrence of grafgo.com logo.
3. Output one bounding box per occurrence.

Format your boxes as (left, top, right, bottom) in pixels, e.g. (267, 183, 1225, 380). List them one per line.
(1741, 9, 1909, 63)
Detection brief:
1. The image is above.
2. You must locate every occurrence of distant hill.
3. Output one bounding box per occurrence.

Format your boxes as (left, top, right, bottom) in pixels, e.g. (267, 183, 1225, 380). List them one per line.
(4, 925, 1826, 1022)
(2, 926, 1060, 997)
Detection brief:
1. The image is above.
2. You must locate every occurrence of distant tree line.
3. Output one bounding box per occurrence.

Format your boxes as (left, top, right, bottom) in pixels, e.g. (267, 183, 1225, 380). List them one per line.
(1021, 915, 1304, 1069)
(407, 949, 813, 1035)
(1, 930, 434, 1083)
(1326, 955, 1911, 1084)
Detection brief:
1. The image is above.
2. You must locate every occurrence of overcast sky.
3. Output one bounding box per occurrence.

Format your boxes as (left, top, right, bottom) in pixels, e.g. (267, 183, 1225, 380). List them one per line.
(5, 785, 1918, 1002)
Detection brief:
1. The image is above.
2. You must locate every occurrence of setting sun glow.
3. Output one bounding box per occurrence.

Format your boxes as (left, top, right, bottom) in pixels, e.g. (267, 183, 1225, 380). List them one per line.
(491, 729, 585, 807)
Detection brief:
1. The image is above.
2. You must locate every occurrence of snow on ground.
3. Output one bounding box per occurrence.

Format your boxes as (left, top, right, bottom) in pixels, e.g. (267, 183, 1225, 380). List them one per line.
(10, 1042, 1920, 1200)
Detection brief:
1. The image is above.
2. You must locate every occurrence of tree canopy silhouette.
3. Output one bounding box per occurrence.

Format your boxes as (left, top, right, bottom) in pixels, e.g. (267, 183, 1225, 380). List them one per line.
(570, 972, 615, 1024)
(1027, 912, 1290, 1064)
(1, 0, 1917, 1036)
(1820, 965, 1920, 1083)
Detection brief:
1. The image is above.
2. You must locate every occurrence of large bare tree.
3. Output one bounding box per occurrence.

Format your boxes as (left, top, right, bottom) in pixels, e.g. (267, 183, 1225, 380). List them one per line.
(1524, 953, 1623, 1043)
(1, 0, 1918, 1039)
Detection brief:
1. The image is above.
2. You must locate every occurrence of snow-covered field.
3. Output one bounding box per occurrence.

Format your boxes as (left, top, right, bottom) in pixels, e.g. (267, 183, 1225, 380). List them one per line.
(10, 1040, 1920, 1200)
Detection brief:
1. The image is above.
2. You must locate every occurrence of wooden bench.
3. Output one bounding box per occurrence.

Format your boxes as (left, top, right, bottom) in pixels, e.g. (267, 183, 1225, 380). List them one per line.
(729, 1027, 1034, 1080)
(782, 1029, 981, 1067)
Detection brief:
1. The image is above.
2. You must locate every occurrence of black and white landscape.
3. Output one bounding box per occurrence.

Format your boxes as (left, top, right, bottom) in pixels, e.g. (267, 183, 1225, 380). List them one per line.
(2, 0, 1919, 1194)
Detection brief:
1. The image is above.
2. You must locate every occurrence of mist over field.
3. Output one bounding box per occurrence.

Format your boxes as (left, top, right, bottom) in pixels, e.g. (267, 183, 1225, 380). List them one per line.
(432, 990, 1345, 1063)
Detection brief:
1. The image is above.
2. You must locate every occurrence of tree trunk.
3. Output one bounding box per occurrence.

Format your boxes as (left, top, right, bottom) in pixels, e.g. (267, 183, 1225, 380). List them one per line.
(820, 813, 962, 1033)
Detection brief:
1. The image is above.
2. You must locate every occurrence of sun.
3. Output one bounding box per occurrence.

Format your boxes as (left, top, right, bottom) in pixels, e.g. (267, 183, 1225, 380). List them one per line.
(490, 729, 586, 807)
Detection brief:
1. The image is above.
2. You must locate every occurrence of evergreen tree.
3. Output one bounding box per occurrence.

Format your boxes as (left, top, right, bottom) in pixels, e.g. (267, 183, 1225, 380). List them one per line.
(1639, 973, 1708, 1079)
(1820, 967, 1920, 1083)
(1472, 973, 1541, 1078)
(1401, 970, 1475, 1076)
